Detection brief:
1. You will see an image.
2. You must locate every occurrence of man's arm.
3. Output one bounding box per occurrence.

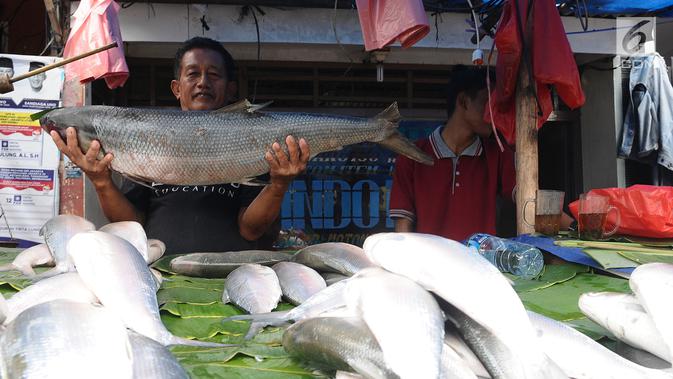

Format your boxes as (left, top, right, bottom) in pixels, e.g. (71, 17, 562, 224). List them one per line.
(238, 136, 309, 241)
(50, 127, 142, 223)
(394, 218, 414, 232)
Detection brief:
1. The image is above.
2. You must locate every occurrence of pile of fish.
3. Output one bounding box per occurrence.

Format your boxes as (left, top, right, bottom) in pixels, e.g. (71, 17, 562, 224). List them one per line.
(0, 214, 224, 379)
(213, 233, 673, 379)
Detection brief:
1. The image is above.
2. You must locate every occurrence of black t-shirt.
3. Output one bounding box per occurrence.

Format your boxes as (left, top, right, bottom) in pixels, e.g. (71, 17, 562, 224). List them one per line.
(122, 180, 275, 254)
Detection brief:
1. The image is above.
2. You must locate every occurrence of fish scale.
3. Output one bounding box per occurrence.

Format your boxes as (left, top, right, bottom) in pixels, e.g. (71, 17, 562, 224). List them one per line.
(40, 101, 433, 185)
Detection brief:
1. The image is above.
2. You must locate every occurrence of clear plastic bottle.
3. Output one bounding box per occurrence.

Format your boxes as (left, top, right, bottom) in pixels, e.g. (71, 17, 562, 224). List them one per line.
(465, 233, 544, 279)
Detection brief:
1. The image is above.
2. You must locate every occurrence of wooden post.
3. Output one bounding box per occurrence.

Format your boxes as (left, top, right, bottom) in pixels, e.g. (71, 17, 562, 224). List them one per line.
(515, 57, 538, 235)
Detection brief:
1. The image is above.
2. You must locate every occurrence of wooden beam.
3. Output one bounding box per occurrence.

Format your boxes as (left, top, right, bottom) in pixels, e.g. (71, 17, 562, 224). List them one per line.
(515, 1, 538, 235)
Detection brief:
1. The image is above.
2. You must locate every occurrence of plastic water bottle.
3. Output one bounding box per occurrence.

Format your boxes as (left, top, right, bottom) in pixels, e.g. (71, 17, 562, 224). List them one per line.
(465, 233, 544, 279)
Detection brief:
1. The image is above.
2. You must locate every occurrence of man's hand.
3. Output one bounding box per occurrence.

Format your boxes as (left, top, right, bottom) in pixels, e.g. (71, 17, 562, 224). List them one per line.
(264, 135, 310, 187)
(50, 127, 114, 189)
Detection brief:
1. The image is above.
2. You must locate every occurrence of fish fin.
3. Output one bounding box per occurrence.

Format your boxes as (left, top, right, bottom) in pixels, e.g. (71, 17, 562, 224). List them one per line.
(167, 335, 238, 348)
(244, 321, 266, 340)
(379, 130, 434, 166)
(240, 177, 270, 186)
(213, 99, 273, 114)
(30, 108, 59, 121)
(121, 174, 155, 190)
(374, 102, 401, 123)
(222, 310, 291, 326)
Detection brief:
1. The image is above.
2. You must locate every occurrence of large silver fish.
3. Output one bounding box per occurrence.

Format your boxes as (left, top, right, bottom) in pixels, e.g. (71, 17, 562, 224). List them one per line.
(223, 263, 283, 338)
(68, 231, 228, 347)
(128, 331, 189, 379)
(272, 261, 326, 305)
(579, 292, 670, 362)
(37, 214, 95, 278)
(39, 101, 433, 185)
(282, 316, 400, 379)
(291, 242, 376, 276)
(0, 243, 53, 277)
(528, 310, 672, 379)
(630, 263, 673, 362)
(170, 250, 293, 278)
(0, 272, 97, 324)
(0, 299, 133, 379)
(362, 233, 567, 379)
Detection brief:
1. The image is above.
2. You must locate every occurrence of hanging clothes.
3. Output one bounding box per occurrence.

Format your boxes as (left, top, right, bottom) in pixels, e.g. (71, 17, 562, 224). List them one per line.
(485, 0, 585, 145)
(619, 53, 673, 172)
(63, 0, 129, 89)
(355, 0, 430, 51)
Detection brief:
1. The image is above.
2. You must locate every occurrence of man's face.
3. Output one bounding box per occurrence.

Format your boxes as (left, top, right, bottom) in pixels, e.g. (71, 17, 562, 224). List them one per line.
(0, 67, 13, 78)
(171, 48, 229, 111)
(464, 89, 492, 138)
(29, 73, 46, 91)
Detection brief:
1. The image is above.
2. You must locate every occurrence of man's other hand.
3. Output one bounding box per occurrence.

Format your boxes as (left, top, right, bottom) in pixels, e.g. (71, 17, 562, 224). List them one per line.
(265, 135, 310, 187)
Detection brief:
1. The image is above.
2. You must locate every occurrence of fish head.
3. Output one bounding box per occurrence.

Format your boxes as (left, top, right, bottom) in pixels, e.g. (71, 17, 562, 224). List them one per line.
(39, 107, 103, 157)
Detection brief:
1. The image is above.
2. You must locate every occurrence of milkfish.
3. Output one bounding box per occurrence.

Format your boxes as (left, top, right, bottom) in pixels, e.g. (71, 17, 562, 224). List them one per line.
(170, 250, 293, 278)
(0, 243, 53, 277)
(0, 300, 133, 379)
(291, 242, 376, 276)
(272, 262, 326, 305)
(68, 231, 229, 347)
(39, 100, 433, 186)
(37, 214, 95, 279)
(362, 233, 568, 379)
(579, 292, 670, 362)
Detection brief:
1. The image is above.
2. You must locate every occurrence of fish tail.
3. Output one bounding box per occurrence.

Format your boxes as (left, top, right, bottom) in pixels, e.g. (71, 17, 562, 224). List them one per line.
(374, 103, 434, 166)
(0, 264, 14, 272)
(222, 310, 291, 326)
(167, 335, 239, 348)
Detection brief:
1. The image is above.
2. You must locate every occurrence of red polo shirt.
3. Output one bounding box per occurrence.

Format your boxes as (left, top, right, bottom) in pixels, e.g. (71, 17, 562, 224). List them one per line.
(390, 126, 516, 241)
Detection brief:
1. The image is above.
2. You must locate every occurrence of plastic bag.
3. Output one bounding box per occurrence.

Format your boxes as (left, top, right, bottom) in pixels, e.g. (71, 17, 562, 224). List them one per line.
(355, 0, 429, 51)
(568, 185, 673, 238)
(63, 0, 128, 89)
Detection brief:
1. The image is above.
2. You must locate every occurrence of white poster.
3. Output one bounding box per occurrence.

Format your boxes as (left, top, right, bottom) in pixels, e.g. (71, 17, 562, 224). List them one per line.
(0, 53, 62, 244)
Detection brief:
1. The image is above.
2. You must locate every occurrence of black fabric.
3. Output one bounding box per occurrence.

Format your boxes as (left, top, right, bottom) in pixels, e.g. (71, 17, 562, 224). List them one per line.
(122, 180, 268, 254)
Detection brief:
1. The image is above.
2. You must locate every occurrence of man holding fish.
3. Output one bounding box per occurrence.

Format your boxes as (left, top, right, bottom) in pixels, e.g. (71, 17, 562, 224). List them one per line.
(48, 37, 310, 254)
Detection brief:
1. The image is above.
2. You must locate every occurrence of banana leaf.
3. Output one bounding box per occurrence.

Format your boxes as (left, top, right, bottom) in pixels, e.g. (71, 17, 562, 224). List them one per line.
(563, 317, 612, 341)
(582, 249, 639, 269)
(618, 251, 673, 265)
(158, 286, 223, 305)
(508, 263, 589, 293)
(179, 356, 320, 379)
(519, 272, 630, 321)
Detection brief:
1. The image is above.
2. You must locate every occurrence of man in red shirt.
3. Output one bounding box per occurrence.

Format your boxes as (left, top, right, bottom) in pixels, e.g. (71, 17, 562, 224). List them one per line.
(390, 66, 515, 241)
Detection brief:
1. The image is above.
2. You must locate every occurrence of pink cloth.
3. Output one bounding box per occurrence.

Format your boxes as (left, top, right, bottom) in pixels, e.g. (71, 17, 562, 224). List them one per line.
(63, 0, 129, 89)
(356, 0, 430, 51)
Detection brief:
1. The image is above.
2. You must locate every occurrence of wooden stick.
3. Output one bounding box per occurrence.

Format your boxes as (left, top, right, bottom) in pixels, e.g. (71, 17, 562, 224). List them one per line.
(10, 41, 118, 83)
(515, 28, 538, 233)
(556, 240, 673, 254)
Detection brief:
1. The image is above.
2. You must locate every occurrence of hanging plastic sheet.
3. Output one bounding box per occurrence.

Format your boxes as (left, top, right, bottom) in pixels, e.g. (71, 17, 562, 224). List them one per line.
(62, 0, 129, 89)
(355, 0, 430, 51)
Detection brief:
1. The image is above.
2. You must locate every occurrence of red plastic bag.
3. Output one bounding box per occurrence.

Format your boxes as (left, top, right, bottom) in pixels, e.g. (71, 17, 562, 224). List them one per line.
(568, 185, 673, 238)
(63, 0, 129, 89)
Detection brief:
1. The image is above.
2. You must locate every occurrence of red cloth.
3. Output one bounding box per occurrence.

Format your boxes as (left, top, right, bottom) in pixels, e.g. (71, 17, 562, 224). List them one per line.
(390, 129, 515, 242)
(63, 0, 129, 89)
(485, 0, 585, 145)
(355, 0, 430, 51)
